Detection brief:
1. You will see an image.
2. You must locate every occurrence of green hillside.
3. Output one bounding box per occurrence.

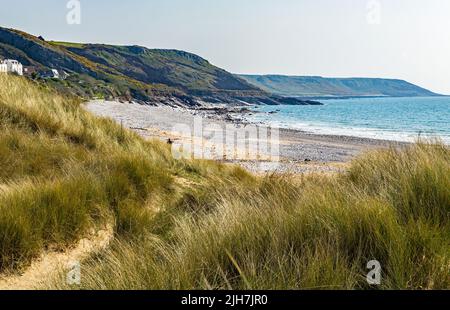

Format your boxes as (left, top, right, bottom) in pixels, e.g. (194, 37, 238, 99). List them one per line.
(240, 75, 439, 98)
(0, 27, 267, 102)
(0, 27, 317, 105)
(55, 42, 259, 95)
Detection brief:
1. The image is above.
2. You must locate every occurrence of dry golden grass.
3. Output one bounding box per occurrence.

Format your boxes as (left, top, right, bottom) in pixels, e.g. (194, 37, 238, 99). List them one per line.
(0, 75, 449, 289)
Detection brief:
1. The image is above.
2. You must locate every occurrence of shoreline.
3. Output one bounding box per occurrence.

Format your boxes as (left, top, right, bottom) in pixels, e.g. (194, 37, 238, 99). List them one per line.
(86, 100, 406, 173)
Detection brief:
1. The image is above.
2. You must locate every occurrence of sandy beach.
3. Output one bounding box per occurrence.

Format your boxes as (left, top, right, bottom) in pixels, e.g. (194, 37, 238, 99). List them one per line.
(86, 100, 404, 174)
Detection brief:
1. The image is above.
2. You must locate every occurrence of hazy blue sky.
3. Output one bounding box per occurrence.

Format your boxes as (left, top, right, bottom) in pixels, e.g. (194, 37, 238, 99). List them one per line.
(1, 0, 449, 94)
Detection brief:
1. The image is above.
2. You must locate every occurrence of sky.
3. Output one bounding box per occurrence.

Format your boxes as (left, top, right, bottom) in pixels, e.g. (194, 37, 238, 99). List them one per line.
(1, 0, 449, 94)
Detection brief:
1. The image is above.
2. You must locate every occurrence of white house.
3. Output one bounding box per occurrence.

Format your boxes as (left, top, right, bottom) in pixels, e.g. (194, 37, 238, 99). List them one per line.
(0, 62, 7, 73)
(41, 69, 61, 79)
(51, 69, 60, 79)
(0, 59, 23, 76)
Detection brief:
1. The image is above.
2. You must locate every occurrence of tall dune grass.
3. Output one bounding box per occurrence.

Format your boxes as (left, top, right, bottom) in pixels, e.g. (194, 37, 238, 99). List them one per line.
(1, 75, 449, 289)
(50, 142, 449, 290)
(0, 75, 179, 271)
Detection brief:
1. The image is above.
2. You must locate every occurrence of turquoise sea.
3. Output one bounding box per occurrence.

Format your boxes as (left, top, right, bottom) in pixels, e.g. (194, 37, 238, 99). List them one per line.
(248, 96, 450, 144)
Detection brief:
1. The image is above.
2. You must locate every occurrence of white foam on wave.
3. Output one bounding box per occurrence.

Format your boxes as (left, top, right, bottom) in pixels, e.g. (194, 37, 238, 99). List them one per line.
(248, 117, 450, 144)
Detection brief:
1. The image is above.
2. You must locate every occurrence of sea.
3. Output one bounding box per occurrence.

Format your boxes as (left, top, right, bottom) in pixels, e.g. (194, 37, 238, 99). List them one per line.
(248, 96, 450, 144)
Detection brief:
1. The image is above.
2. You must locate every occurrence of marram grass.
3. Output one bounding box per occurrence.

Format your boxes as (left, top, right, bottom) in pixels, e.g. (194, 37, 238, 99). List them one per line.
(0, 75, 449, 289)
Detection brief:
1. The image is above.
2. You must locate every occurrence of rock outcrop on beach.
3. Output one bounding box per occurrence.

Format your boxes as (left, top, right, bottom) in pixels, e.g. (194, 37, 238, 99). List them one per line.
(0, 27, 321, 106)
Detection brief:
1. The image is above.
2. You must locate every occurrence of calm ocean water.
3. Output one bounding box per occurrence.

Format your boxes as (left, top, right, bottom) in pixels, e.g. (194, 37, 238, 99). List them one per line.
(248, 96, 450, 144)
